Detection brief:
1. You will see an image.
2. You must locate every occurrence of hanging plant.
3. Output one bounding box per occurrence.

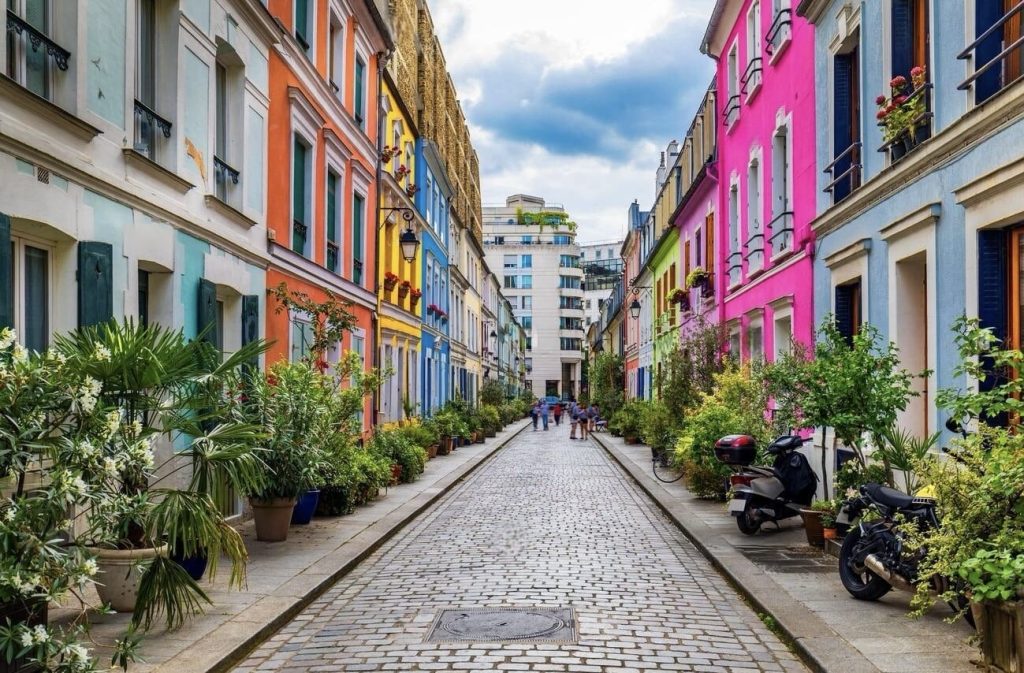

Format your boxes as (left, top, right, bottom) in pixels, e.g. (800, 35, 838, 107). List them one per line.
(381, 146, 398, 163)
(406, 183, 420, 198)
(398, 280, 411, 297)
(383, 272, 400, 291)
(685, 267, 710, 289)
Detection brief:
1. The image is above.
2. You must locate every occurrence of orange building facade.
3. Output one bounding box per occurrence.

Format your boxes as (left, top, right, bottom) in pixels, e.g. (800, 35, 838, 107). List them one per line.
(263, 0, 392, 428)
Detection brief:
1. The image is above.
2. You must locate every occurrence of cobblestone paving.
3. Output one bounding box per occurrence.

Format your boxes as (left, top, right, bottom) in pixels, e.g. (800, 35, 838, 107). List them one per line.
(234, 425, 808, 673)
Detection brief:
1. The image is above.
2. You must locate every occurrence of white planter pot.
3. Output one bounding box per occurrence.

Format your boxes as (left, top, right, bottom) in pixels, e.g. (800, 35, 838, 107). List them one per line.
(90, 545, 167, 613)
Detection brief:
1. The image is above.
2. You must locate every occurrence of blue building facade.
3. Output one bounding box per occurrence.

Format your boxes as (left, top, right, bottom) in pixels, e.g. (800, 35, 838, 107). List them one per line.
(417, 140, 452, 414)
(801, 0, 1024, 440)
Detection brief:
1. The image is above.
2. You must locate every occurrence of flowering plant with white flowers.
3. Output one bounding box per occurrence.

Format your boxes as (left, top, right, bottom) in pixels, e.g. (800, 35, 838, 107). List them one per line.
(0, 328, 141, 670)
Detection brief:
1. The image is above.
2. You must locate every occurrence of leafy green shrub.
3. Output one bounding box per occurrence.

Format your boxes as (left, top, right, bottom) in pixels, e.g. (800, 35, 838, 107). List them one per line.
(480, 379, 506, 407)
(640, 400, 680, 455)
(370, 429, 427, 484)
(609, 400, 647, 439)
(479, 405, 501, 434)
(499, 402, 518, 425)
(833, 459, 889, 498)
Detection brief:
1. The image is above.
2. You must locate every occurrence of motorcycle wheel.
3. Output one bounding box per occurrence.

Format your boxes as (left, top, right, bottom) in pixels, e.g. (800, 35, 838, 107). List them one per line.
(838, 527, 892, 601)
(736, 501, 761, 535)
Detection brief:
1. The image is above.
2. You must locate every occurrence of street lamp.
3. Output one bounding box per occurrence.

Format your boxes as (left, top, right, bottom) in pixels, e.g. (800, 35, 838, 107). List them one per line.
(382, 207, 420, 263)
(629, 298, 642, 320)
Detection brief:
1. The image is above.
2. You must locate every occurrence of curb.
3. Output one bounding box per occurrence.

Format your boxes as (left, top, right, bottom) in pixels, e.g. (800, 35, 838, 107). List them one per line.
(591, 432, 882, 673)
(156, 420, 531, 673)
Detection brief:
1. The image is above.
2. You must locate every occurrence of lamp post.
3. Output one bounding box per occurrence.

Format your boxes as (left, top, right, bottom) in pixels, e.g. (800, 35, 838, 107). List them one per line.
(628, 284, 651, 320)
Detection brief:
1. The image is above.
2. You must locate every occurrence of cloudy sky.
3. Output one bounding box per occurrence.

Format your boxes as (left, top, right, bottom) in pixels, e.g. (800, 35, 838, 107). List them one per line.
(430, 0, 716, 244)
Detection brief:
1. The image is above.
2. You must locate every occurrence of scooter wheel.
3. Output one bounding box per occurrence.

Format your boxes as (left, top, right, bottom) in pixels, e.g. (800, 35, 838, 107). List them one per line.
(838, 527, 892, 601)
(736, 502, 761, 535)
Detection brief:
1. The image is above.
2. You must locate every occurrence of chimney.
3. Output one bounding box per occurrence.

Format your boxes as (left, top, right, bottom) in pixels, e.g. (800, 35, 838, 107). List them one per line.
(656, 152, 668, 192)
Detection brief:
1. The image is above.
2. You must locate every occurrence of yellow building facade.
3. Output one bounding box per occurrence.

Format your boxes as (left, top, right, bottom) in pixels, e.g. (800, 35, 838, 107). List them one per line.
(378, 75, 424, 423)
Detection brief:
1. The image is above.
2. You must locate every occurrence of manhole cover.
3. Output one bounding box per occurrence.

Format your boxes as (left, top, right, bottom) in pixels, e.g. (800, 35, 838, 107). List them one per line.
(426, 608, 577, 643)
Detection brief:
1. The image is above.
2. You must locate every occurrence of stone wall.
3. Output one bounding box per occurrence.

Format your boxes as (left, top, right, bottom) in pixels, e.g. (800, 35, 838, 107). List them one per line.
(388, 0, 482, 242)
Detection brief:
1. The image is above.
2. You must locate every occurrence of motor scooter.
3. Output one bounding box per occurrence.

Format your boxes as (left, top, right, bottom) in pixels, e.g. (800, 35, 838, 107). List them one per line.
(715, 434, 818, 535)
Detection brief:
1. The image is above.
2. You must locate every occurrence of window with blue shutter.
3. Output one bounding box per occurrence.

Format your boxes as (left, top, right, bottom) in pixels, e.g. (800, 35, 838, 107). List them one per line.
(0, 214, 11, 330)
(834, 279, 862, 345)
(977, 229, 1009, 425)
(77, 241, 113, 328)
(891, 0, 913, 83)
(976, 2, 1007, 103)
(833, 53, 855, 202)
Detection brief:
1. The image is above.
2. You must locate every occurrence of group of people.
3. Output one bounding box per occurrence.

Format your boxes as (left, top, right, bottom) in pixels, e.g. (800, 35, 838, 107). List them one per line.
(529, 398, 604, 439)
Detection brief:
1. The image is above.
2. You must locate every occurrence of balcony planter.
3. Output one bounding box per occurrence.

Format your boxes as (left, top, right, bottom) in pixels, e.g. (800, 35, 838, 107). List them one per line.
(383, 272, 400, 292)
(972, 600, 1024, 673)
(398, 281, 411, 299)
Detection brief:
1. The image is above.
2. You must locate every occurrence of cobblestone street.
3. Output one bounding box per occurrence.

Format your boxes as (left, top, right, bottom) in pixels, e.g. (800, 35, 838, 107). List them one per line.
(234, 424, 808, 673)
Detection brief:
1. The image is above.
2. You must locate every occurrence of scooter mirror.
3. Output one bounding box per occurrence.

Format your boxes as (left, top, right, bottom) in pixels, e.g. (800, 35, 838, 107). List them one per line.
(944, 416, 964, 434)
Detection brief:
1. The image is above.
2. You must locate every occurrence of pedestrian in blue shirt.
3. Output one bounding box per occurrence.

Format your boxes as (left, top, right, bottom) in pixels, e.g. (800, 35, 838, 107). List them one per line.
(539, 399, 550, 431)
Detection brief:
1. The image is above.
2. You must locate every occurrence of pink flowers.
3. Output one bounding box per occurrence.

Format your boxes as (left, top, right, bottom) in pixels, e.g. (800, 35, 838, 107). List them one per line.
(875, 94, 887, 105)
(890, 75, 907, 89)
(910, 65, 924, 78)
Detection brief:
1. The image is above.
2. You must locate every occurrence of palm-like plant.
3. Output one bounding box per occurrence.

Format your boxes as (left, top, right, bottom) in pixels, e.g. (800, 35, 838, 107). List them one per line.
(54, 319, 270, 630)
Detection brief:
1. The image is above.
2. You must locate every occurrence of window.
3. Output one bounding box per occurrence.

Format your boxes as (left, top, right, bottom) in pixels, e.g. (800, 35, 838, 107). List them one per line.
(560, 338, 582, 351)
(559, 254, 579, 268)
(134, 0, 170, 161)
(6, 0, 57, 99)
(595, 249, 602, 260)
(521, 275, 533, 289)
(521, 254, 532, 268)
(770, 124, 795, 254)
(726, 43, 740, 126)
(328, 15, 343, 92)
(290, 316, 314, 362)
(560, 317, 583, 331)
(522, 296, 532, 310)
(352, 193, 365, 284)
(559, 275, 581, 289)
(354, 56, 366, 129)
(521, 315, 532, 329)
(559, 296, 582, 310)
(503, 254, 518, 268)
(748, 324, 763, 361)
(835, 279, 862, 344)
(829, 39, 861, 202)
(294, 0, 311, 53)
(138, 269, 150, 328)
(728, 183, 740, 285)
(326, 170, 340, 273)
(553, 235, 571, 245)
(526, 337, 532, 351)
(504, 275, 519, 289)
(521, 235, 533, 244)
(292, 136, 311, 256)
(9, 238, 50, 353)
(746, 157, 763, 272)
(214, 62, 232, 201)
(971, 1, 1024, 104)
(744, 1, 763, 97)
(768, 0, 793, 55)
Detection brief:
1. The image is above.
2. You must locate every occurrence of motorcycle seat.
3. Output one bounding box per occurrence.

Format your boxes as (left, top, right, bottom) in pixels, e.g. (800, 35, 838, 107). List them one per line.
(766, 435, 803, 454)
(864, 483, 916, 509)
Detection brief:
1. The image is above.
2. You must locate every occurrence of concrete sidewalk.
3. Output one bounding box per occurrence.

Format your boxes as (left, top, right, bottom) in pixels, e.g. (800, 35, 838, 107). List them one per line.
(591, 431, 980, 673)
(80, 420, 530, 673)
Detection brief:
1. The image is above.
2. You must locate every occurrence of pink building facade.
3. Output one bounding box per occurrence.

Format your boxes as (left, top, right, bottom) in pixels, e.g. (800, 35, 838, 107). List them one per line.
(702, 0, 816, 361)
(623, 202, 646, 399)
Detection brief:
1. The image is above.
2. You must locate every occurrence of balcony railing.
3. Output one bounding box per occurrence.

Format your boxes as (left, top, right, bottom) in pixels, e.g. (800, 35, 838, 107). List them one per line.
(767, 211, 795, 258)
(6, 9, 71, 71)
(326, 241, 339, 273)
(726, 250, 743, 286)
(740, 57, 763, 95)
(958, 2, 1024, 104)
(213, 156, 240, 201)
(292, 220, 308, 254)
(133, 99, 172, 160)
(724, 94, 741, 127)
(744, 231, 765, 271)
(823, 142, 862, 203)
(765, 9, 792, 55)
(877, 82, 933, 163)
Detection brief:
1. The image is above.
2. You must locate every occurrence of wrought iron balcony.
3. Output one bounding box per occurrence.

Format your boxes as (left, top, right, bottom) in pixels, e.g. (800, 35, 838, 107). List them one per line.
(326, 241, 339, 273)
(726, 250, 743, 286)
(744, 231, 765, 271)
(741, 57, 763, 95)
(6, 9, 70, 71)
(767, 211, 795, 258)
(133, 99, 172, 160)
(724, 94, 741, 127)
(958, 2, 1024, 103)
(765, 9, 792, 55)
(823, 142, 862, 203)
(213, 156, 240, 185)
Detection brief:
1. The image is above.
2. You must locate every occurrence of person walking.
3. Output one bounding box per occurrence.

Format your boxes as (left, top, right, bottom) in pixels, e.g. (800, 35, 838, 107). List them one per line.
(553, 402, 563, 427)
(539, 399, 550, 431)
(530, 401, 539, 431)
(569, 401, 579, 439)
(578, 402, 589, 440)
(587, 404, 599, 434)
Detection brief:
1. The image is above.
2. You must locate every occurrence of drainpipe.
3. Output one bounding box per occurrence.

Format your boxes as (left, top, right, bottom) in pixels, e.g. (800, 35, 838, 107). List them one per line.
(371, 48, 393, 430)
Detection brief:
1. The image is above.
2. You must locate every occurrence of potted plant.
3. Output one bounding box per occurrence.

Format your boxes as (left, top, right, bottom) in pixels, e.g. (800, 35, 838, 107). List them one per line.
(801, 499, 834, 547)
(410, 288, 423, 308)
(406, 183, 420, 198)
(821, 505, 839, 541)
(398, 280, 411, 299)
(241, 361, 328, 541)
(479, 405, 501, 438)
(383, 271, 400, 293)
(381, 145, 398, 163)
(876, 65, 928, 160)
(610, 400, 645, 444)
(685, 267, 710, 290)
(55, 320, 267, 626)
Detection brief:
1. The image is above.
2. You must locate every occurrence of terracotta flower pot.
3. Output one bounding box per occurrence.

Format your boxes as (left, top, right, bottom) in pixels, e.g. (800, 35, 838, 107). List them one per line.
(390, 463, 402, 486)
(800, 509, 825, 547)
(823, 527, 838, 541)
(91, 544, 168, 612)
(625, 436, 639, 445)
(251, 497, 298, 542)
(427, 443, 439, 459)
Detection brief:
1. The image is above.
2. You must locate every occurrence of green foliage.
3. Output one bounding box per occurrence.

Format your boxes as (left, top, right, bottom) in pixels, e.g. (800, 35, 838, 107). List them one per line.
(480, 379, 506, 407)
(609, 400, 647, 439)
(370, 429, 426, 484)
(639, 400, 679, 455)
(674, 366, 777, 500)
(478, 405, 501, 434)
(589, 353, 625, 419)
(910, 317, 1024, 616)
(655, 317, 728, 419)
(833, 459, 890, 498)
(269, 283, 356, 366)
(874, 425, 939, 493)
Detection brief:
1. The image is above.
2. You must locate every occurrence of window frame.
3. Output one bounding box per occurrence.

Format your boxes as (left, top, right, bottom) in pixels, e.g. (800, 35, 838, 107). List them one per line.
(10, 233, 53, 354)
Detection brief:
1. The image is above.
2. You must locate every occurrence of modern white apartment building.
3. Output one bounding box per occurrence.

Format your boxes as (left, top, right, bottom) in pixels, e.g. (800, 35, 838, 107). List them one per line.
(483, 194, 583, 400)
(579, 240, 624, 329)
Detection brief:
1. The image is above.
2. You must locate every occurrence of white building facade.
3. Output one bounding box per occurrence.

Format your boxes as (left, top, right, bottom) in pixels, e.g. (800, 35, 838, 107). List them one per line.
(483, 194, 583, 400)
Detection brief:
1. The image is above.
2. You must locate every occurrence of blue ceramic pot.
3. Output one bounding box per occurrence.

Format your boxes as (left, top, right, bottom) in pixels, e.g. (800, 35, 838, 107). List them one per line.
(171, 549, 208, 581)
(290, 489, 321, 525)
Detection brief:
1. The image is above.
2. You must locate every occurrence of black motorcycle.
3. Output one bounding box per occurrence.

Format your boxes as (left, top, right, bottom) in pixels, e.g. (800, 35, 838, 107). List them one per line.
(837, 483, 973, 624)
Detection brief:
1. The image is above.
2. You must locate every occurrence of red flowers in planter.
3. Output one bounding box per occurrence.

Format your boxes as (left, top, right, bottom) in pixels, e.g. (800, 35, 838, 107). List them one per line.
(383, 271, 400, 291)
(410, 288, 423, 301)
(398, 280, 411, 297)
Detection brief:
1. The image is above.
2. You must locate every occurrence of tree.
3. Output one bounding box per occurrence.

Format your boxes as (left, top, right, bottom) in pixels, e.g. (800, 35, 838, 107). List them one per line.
(590, 353, 625, 417)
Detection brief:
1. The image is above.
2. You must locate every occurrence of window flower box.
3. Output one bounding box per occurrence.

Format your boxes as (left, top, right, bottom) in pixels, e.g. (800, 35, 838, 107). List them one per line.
(383, 272, 399, 292)
(398, 280, 411, 298)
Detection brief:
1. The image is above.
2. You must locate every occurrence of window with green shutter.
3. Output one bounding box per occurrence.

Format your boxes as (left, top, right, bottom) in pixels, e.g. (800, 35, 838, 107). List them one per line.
(354, 57, 366, 128)
(292, 136, 308, 255)
(327, 170, 340, 273)
(294, 0, 310, 52)
(197, 278, 219, 348)
(352, 193, 364, 285)
(77, 241, 113, 328)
